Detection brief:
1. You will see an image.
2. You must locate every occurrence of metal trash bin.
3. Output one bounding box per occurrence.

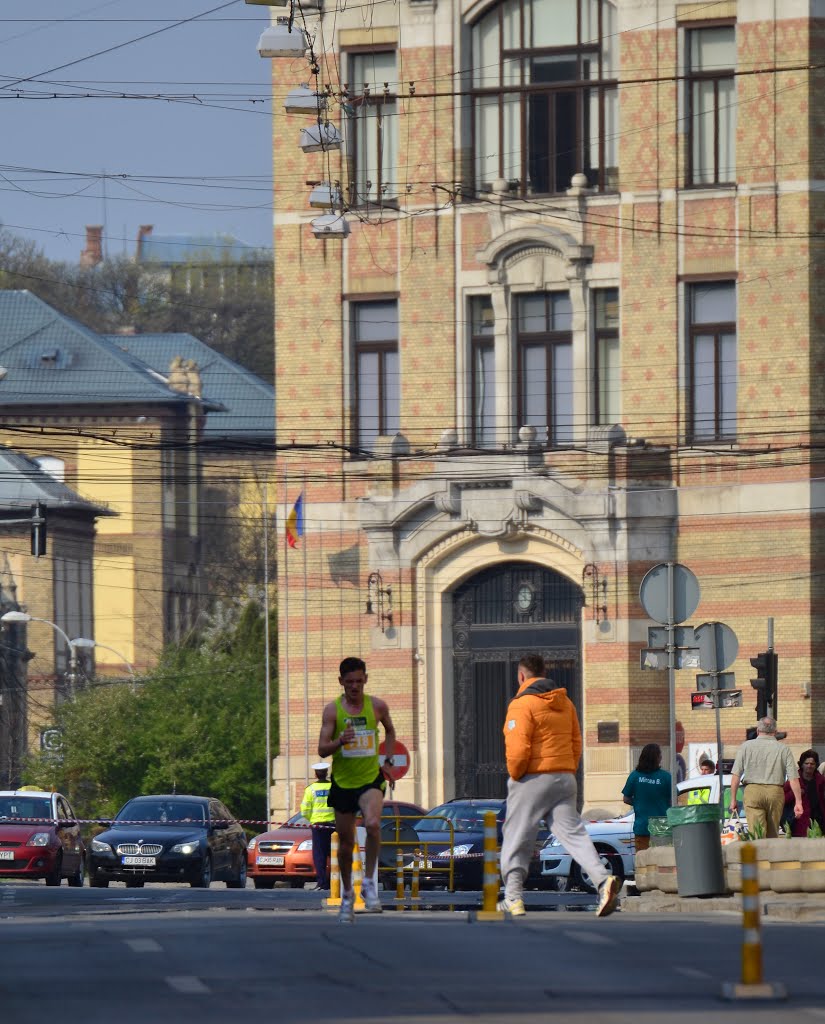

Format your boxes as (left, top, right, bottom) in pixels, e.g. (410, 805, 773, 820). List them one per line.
(647, 816, 673, 848)
(666, 804, 727, 897)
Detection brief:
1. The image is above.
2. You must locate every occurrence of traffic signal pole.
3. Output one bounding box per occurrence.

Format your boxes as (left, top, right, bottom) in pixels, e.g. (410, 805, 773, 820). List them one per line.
(767, 618, 776, 720)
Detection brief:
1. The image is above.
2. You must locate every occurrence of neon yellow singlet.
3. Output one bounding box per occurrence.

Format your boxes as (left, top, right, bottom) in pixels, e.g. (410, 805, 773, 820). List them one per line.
(332, 694, 379, 788)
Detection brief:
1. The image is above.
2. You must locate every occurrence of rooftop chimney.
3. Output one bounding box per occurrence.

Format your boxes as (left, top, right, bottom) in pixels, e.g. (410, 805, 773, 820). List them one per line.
(136, 224, 154, 262)
(80, 225, 103, 268)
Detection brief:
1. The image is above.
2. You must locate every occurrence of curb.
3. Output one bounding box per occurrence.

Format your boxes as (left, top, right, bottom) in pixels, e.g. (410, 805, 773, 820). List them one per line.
(623, 891, 825, 921)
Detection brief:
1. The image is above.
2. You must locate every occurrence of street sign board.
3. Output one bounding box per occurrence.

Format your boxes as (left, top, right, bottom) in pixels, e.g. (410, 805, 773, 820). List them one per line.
(694, 621, 739, 673)
(379, 739, 410, 781)
(695, 672, 736, 692)
(691, 689, 743, 710)
(639, 563, 701, 625)
(647, 625, 696, 649)
(642, 649, 700, 670)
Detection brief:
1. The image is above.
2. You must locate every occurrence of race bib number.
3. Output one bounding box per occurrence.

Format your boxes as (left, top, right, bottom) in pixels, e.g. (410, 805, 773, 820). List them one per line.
(341, 716, 377, 758)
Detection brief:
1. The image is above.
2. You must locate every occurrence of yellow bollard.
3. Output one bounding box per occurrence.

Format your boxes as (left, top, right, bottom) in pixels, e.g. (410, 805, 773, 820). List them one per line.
(410, 857, 420, 904)
(721, 843, 786, 1000)
(394, 847, 405, 906)
(323, 831, 341, 909)
(474, 809, 504, 921)
(352, 836, 366, 912)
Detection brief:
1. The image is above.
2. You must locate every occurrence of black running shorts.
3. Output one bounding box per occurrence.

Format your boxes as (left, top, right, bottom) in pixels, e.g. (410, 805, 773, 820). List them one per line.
(327, 773, 386, 815)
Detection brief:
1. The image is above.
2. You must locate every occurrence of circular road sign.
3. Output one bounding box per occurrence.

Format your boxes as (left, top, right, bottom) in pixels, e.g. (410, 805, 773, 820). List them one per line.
(379, 739, 410, 781)
(639, 562, 700, 625)
(694, 621, 739, 673)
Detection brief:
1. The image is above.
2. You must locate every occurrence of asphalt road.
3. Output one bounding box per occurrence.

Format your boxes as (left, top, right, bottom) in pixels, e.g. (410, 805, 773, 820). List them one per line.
(1, 882, 824, 1023)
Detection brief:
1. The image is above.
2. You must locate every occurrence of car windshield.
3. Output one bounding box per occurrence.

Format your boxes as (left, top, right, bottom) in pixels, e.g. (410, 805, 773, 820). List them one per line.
(116, 800, 206, 825)
(0, 797, 52, 821)
(287, 813, 309, 826)
(414, 803, 502, 833)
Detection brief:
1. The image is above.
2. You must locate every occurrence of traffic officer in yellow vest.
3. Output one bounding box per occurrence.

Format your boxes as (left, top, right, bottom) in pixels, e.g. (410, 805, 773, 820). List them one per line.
(301, 762, 335, 889)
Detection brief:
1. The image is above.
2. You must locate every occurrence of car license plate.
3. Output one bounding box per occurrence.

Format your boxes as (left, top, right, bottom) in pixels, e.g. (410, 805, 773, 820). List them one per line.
(256, 855, 285, 866)
(0, 850, 13, 860)
(122, 855, 156, 867)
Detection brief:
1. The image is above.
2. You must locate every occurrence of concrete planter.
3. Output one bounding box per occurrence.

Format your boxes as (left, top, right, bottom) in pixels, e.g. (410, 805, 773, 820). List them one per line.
(636, 839, 825, 894)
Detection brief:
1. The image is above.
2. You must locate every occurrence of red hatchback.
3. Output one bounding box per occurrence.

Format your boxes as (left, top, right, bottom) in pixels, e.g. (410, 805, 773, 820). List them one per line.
(0, 789, 86, 886)
(248, 800, 425, 889)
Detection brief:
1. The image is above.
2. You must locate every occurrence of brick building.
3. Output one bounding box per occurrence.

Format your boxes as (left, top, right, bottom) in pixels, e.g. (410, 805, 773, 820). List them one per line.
(269, 0, 825, 816)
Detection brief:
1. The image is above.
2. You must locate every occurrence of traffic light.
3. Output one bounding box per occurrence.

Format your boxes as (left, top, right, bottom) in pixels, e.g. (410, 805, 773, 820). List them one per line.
(30, 502, 47, 557)
(749, 649, 778, 719)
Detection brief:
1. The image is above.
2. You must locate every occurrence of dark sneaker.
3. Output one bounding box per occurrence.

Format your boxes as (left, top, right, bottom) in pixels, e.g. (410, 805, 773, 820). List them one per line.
(596, 875, 620, 918)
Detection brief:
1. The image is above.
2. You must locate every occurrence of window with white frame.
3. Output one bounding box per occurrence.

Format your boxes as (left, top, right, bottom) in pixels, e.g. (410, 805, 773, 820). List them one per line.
(353, 300, 400, 452)
(593, 288, 619, 425)
(687, 25, 736, 186)
(688, 281, 736, 441)
(470, 297, 496, 447)
(471, 0, 618, 196)
(347, 51, 399, 206)
(517, 292, 574, 445)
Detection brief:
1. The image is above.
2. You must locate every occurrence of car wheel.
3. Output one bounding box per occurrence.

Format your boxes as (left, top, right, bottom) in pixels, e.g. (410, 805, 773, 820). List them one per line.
(572, 847, 625, 895)
(190, 853, 212, 889)
(253, 877, 276, 890)
(45, 855, 62, 886)
(67, 856, 86, 888)
(226, 855, 247, 889)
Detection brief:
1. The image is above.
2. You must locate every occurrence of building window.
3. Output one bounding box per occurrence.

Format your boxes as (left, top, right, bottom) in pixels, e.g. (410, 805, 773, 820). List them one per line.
(688, 282, 736, 441)
(470, 297, 496, 446)
(53, 557, 93, 675)
(593, 288, 619, 425)
(687, 25, 736, 186)
(354, 300, 399, 452)
(471, 0, 618, 196)
(517, 292, 573, 445)
(348, 52, 398, 206)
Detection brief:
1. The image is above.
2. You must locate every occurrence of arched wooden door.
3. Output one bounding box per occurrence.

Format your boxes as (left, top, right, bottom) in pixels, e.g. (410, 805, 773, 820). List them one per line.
(452, 562, 583, 798)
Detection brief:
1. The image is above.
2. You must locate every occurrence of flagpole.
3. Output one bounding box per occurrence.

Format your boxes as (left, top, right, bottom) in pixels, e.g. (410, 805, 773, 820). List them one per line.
(283, 469, 291, 818)
(302, 473, 309, 783)
(262, 478, 272, 826)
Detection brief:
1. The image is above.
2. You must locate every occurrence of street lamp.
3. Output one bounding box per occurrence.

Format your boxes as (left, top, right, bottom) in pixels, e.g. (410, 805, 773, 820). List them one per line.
(70, 638, 137, 694)
(0, 610, 79, 696)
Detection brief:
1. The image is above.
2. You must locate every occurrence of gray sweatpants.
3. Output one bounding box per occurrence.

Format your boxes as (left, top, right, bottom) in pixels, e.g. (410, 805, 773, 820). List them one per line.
(500, 771, 611, 900)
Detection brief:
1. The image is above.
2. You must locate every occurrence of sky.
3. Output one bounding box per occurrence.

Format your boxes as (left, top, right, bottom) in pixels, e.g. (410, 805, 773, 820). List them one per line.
(0, 0, 273, 263)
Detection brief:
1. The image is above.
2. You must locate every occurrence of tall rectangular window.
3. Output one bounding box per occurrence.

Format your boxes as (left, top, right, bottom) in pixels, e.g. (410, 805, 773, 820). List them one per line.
(689, 282, 736, 440)
(470, 297, 496, 447)
(687, 25, 736, 186)
(594, 288, 620, 425)
(517, 292, 573, 445)
(348, 52, 398, 206)
(354, 300, 399, 452)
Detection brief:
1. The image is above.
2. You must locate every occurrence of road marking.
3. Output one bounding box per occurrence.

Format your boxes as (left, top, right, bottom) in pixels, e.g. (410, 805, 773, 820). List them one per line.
(125, 938, 162, 953)
(803, 1010, 825, 1019)
(560, 930, 615, 946)
(673, 966, 712, 980)
(166, 976, 209, 994)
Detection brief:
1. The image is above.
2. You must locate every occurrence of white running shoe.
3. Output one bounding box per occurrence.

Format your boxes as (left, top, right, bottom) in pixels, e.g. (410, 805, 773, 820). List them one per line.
(339, 892, 355, 923)
(362, 879, 382, 913)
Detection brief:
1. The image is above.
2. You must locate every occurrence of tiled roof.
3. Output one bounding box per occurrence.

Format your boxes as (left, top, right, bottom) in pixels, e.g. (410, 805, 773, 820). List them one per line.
(0, 447, 113, 516)
(109, 333, 275, 443)
(0, 290, 216, 408)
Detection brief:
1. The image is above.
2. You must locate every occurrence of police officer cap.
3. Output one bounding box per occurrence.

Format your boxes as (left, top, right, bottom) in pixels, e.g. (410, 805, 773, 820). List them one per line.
(312, 762, 329, 772)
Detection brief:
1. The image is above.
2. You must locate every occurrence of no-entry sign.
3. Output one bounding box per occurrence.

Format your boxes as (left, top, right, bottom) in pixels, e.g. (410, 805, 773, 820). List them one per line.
(379, 739, 410, 780)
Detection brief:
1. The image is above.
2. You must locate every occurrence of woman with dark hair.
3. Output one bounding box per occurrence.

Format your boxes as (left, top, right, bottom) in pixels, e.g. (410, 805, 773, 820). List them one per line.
(783, 750, 825, 836)
(622, 743, 671, 852)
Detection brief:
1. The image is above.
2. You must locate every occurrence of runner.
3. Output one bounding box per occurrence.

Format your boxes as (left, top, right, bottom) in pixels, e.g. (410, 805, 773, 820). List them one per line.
(317, 656, 396, 922)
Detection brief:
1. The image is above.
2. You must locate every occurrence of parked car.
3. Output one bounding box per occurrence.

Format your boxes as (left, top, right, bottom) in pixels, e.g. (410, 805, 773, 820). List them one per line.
(406, 798, 552, 891)
(249, 799, 425, 889)
(0, 788, 86, 886)
(540, 812, 635, 893)
(88, 795, 247, 889)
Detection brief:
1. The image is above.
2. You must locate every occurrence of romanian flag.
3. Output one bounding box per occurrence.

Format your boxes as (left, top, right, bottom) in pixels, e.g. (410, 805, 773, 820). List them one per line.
(286, 492, 304, 548)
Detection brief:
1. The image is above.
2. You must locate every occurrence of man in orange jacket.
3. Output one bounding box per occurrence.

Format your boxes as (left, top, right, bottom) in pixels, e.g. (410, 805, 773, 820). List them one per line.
(498, 653, 620, 918)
